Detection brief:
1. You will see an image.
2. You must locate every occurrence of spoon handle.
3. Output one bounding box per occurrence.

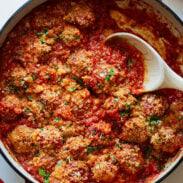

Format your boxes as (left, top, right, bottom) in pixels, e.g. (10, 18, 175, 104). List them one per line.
(160, 63, 183, 91)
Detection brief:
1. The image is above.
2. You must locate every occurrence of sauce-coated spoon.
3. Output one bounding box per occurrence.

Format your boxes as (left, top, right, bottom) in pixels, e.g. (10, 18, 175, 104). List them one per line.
(105, 32, 183, 92)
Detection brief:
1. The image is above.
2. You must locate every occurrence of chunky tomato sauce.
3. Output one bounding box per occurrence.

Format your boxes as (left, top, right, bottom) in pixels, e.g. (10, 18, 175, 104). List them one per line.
(0, 0, 183, 183)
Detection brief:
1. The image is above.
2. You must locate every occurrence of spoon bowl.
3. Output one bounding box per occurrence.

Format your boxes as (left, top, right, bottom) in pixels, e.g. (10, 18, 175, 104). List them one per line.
(105, 32, 183, 92)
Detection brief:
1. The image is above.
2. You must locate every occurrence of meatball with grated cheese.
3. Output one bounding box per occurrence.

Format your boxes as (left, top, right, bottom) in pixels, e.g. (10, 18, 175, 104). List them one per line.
(140, 94, 168, 117)
(92, 154, 118, 182)
(114, 144, 144, 174)
(121, 117, 149, 143)
(8, 125, 35, 153)
(32, 125, 63, 150)
(49, 160, 89, 183)
(151, 126, 182, 153)
(0, 95, 23, 121)
(64, 1, 95, 28)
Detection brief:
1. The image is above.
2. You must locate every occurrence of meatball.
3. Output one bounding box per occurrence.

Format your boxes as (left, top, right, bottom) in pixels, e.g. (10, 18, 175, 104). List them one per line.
(87, 120, 114, 146)
(53, 103, 74, 121)
(150, 126, 182, 153)
(121, 117, 149, 143)
(51, 118, 84, 137)
(22, 99, 46, 122)
(83, 64, 125, 94)
(31, 152, 55, 169)
(31, 3, 66, 28)
(71, 89, 93, 118)
(32, 126, 63, 149)
(164, 100, 183, 130)
(49, 161, 89, 183)
(103, 88, 137, 111)
(114, 144, 144, 174)
(62, 25, 82, 47)
(40, 85, 62, 107)
(140, 94, 168, 117)
(64, 1, 95, 28)
(92, 155, 118, 182)
(9, 65, 27, 87)
(0, 95, 22, 121)
(8, 125, 35, 153)
(91, 120, 112, 134)
(60, 136, 91, 159)
(67, 49, 93, 77)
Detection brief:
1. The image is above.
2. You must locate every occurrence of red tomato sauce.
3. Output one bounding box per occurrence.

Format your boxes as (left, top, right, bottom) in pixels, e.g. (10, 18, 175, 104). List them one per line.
(0, 0, 182, 183)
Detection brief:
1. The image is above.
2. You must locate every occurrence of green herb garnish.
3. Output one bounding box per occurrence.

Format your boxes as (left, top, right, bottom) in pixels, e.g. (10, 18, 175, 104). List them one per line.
(105, 69, 114, 82)
(54, 117, 60, 122)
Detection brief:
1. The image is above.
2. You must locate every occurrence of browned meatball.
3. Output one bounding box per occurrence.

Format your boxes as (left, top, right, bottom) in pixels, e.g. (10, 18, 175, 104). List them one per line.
(31, 152, 55, 170)
(83, 64, 125, 94)
(32, 125, 63, 149)
(31, 3, 66, 28)
(60, 136, 91, 159)
(150, 126, 182, 153)
(67, 49, 93, 77)
(0, 95, 22, 121)
(9, 65, 28, 87)
(49, 160, 89, 183)
(8, 125, 35, 153)
(164, 100, 183, 130)
(103, 88, 137, 111)
(51, 118, 85, 137)
(64, 1, 95, 28)
(92, 154, 118, 182)
(114, 144, 144, 174)
(121, 117, 149, 143)
(62, 25, 82, 47)
(140, 94, 168, 117)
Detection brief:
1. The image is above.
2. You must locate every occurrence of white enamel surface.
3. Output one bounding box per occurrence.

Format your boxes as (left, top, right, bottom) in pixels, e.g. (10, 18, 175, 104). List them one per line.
(0, 0, 182, 183)
(106, 33, 183, 92)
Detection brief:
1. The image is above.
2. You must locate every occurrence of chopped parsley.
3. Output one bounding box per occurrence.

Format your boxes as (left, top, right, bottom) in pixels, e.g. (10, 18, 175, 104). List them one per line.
(53, 66, 58, 70)
(44, 28, 49, 35)
(23, 84, 28, 90)
(38, 169, 50, 182)
(59, 34, 63, 38)
(66, 156, 71, 163)
(179, 116, 183, 120)
(144, 147, 152, 158)
(57, 162, 62, 166)
(91, 130, 96, 134)
(87, 146, 96, 153)
(31, 75, 36, 81)
(147, 115, 161, 125)
(116, 140, 122, 149)
(54, 117, 60, 122)
(105, 69, 114, 82)
(150, 120, 161, 125)
(64, 101, 69, 105)
(37, 32, 44, 36)
(121, 111, 128, 116)
(72, 75, 78, 80)
(125, 103, 132, 111)
(5, 87, 11, 92)
(35, 153, 40, 157)
(127, 59, 131, 68)
(18, 52, 22, 56)
(40, 39, 45, 44)
(27, 96, 33, 101)
(53, 37, 58, 40)
(113, 157, 117, 164)
(70, 87, 76, 92)
(101, 136, 107, 141)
